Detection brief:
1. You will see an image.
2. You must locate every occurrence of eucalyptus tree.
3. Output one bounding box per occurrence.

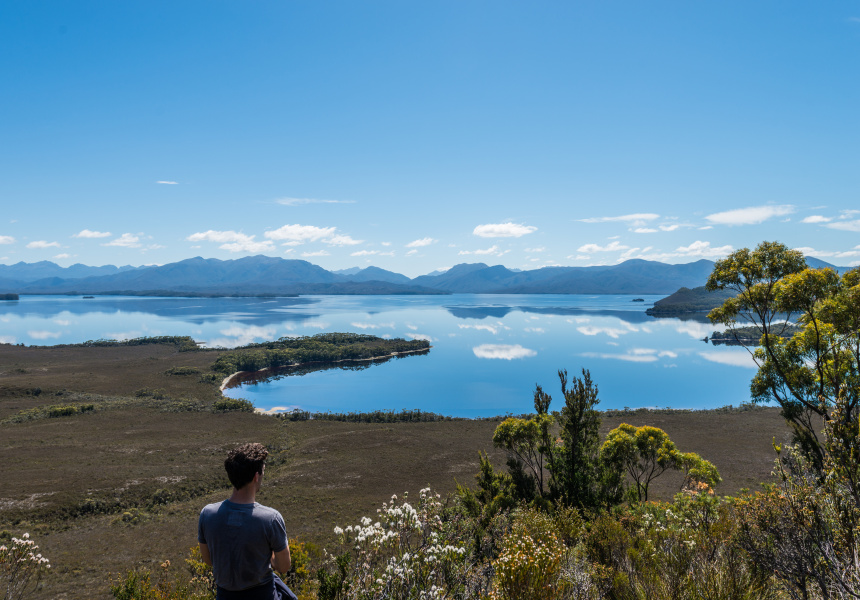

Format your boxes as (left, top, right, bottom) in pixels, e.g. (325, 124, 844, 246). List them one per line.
(706, 240, 860, 468)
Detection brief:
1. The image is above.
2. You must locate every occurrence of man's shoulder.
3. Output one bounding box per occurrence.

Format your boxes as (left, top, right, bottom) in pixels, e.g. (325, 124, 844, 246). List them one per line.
(253, 502, 284, 520)
(200, 500, 225, 516)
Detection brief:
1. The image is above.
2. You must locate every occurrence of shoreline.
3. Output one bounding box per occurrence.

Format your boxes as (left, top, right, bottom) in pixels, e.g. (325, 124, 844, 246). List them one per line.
(218, 346, 433, 393)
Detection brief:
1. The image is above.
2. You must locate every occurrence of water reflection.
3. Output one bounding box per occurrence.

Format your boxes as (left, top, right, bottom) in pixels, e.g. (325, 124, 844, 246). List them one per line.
(222, 350, 431, 389)
(472, 344, 537, 360)
(1, 294, 760, 414)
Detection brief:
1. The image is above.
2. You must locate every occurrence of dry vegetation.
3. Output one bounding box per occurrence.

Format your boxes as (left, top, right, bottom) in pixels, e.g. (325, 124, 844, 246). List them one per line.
(0, 342, 792, 599)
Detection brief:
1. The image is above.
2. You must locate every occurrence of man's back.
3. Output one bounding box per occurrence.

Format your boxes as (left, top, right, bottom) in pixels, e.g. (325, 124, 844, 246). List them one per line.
(198, 499, 288, 592)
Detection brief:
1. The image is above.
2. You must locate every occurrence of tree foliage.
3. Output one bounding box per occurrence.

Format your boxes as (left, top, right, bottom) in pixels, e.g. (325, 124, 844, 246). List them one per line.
(707, 240, 860, 467)
(600, 424, 720, 502)
(549, 369, 603, 509)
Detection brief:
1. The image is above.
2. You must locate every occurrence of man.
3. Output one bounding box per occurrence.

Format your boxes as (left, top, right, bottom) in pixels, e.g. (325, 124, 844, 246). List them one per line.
(198, 443, 295, 600)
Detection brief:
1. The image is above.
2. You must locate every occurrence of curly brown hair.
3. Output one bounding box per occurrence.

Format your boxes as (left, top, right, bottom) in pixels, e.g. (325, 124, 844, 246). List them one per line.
(224, 442, 269, 489)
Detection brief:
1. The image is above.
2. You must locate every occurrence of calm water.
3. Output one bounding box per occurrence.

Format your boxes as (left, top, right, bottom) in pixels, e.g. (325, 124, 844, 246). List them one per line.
(0, 294, 757, 417)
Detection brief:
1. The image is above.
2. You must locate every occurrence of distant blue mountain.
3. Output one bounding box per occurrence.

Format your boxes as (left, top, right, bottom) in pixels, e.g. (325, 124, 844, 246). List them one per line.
(0, 254, 851, 296)
(339, 266, 412, 285)
(0, 260, 140, 282)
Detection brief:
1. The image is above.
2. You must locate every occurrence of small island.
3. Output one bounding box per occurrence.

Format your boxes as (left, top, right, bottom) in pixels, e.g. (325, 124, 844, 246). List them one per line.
(212, 332, 431, 382)
(0, 293, 19, 300)
(709, 324, 803, 346)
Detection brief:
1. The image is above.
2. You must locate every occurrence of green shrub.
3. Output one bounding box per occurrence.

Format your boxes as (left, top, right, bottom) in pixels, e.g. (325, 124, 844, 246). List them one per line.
(212, 398, 254, 412)
(164, 366, 200, 376)
(197, 373, 221, 384)
(47, 405, 78, 417)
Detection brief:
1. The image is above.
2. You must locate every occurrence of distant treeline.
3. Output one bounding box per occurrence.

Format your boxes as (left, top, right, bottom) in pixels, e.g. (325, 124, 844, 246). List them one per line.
(277, 408, 464, 422)
(0, 293, 18, 300)
(55, 336, 200, 351)
(709, 324, 802, 346)
(212, 332, 430, 375)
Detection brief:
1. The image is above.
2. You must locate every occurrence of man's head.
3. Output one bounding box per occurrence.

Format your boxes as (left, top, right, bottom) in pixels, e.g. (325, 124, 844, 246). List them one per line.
(224, 443, 269, 490)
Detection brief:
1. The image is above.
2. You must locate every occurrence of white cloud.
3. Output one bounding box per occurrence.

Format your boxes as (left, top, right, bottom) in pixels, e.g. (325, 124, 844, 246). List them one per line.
(633, 228, 658, 233)
(795, 246, 860, 259)
(473, 223, 536, 238)
(301, 250, 330, 257)
(104, 233, 142, 248)
(580, 213, 659, 224)
(73, 229, 111, 238)
(27, 240, 61, 249)
(459, 245, 504, 256)
(220, 241, 276, 253)
(406, 237, 436, 248)
(0, 336, 16, 344)
(351, 250, 378, 257)
(156, 180, 178, 185)
(675, 240, 733, 257)
(577, 241, 629, 253)
(275, 197, 354, 206)
(265, 224, 337, 244)
(406, 249, 418, 255)
(473, 344, 537, 360)
(28, 330, 62, 340)
(802, 215, 832, 224)
(698, 351, 758, 368)
(407, 333, 434, 342)
(525, 247, 545, 253)
(659, 224, 682, 232)
(705, 205, 794, 226)
(187, 230, 252, 243)
(324, 234, 363, 246)
(185, 231, 274, 253)
(621, 241, 733, 262)
(0, 235, 15, 245)
(825, 220, 860, 233)
(53, 253, 71, 259)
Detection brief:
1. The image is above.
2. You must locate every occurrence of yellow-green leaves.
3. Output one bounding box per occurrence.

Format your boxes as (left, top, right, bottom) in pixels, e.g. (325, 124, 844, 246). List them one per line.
(601, 424, 720, 502)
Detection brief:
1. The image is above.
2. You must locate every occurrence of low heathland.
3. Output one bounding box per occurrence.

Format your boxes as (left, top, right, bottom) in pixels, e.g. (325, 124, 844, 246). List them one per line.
(0, 339, 793, 599)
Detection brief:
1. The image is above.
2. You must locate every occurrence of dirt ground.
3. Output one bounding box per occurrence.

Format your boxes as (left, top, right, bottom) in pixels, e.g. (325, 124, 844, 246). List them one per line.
(0, 343, 793, 599)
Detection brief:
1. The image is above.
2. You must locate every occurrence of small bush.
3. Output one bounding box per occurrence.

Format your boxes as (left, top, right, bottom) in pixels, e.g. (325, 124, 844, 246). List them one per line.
(212, 398, 254, 412)
(198, 373, 221, 384)
(48, 405, 78, 418)
(165, 366, 200, 376)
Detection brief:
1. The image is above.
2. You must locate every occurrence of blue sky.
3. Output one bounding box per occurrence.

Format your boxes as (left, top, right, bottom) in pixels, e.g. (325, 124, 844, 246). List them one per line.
(1, 1, 859, 276)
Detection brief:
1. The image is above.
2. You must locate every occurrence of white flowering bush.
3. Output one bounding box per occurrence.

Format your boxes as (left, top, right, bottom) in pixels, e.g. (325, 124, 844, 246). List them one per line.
(0, 533, 50, 600)
(322, 488, 469, 599)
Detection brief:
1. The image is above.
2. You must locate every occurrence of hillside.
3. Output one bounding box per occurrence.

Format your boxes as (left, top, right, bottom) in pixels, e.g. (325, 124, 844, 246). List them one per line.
(646, 286, 736, 315)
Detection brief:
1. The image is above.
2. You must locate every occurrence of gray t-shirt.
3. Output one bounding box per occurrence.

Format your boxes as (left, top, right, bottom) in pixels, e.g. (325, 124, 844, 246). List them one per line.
(198, 499, 288, 591)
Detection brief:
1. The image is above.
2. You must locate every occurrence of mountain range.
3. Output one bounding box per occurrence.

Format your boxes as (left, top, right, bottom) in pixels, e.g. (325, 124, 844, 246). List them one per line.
(0, 255, 849, 296)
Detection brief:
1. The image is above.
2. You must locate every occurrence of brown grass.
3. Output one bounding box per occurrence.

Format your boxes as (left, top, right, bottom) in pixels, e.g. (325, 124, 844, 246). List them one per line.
(0, 343, 793, 599)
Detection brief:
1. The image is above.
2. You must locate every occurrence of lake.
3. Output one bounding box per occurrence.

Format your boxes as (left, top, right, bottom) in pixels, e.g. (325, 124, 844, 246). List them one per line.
(0, 294, 758, 417)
